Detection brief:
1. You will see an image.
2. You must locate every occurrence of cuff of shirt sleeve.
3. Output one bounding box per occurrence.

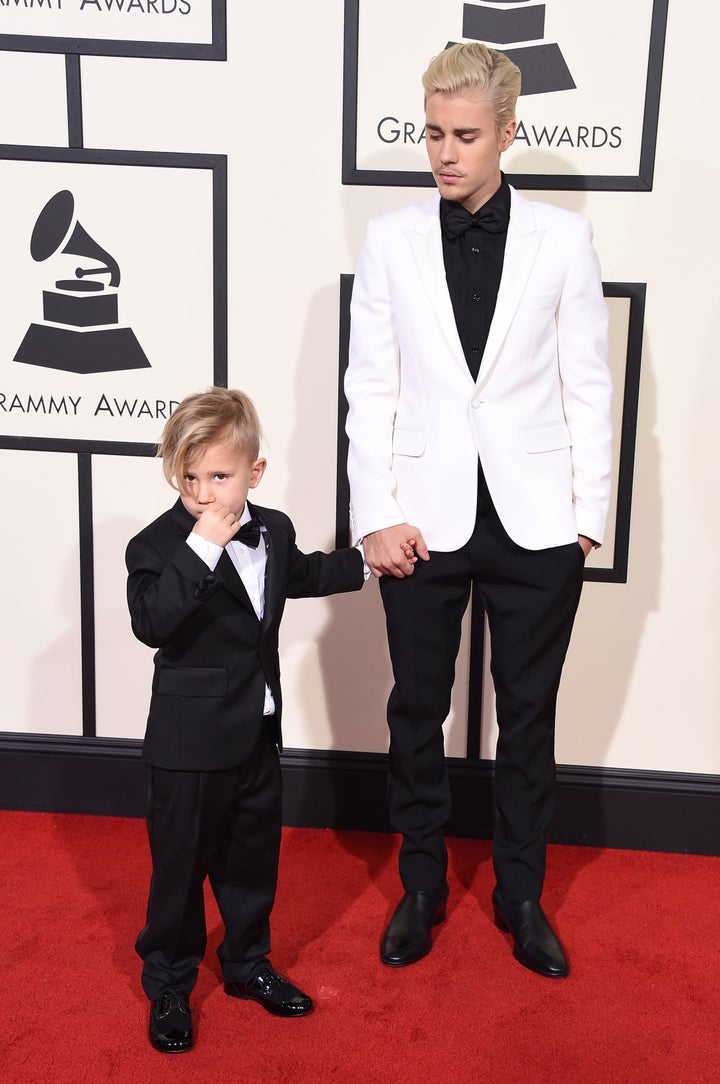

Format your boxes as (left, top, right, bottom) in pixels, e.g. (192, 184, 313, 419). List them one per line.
(186, 531, 223, 570)
(355, 540, 372, 581)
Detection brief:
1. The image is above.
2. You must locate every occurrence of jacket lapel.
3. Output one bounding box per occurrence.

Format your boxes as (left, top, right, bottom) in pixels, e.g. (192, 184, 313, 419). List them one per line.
(476, 188, 544, 389)
(255, 504, 280, 632)
(406, 198, 470, 383)
(216, 550, 258, 614)
(406, 189, 545, 391)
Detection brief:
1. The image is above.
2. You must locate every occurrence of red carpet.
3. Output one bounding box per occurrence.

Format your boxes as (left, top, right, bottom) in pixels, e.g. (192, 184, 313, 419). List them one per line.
(1, 810, 718, 1082)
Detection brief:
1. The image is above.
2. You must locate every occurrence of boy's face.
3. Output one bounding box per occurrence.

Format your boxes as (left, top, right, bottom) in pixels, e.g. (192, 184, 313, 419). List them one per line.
(179, 440, 266, 521)
(424, 91, 516, 213)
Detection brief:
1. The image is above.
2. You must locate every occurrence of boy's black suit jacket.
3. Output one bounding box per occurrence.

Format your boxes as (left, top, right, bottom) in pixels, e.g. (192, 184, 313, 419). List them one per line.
(126, 498, 364, 771)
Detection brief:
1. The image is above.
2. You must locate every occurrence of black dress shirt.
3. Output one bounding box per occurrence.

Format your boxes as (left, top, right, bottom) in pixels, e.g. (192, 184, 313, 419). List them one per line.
(440, 176, 511, 381)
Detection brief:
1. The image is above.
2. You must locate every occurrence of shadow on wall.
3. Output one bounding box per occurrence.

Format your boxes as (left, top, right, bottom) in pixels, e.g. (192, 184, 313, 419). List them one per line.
(25, 547, 83, 739)
(282, 281, 392, 759)
(93, 513, 162, 745)
(23, 511, 158, 745)
(557, 323, 660, 772)
(696, 312, 720, 762)
(279, 283, 398, 892)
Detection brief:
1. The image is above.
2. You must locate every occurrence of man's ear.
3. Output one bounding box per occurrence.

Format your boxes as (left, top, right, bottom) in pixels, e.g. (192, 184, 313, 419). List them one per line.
(499, 118, 517, 152)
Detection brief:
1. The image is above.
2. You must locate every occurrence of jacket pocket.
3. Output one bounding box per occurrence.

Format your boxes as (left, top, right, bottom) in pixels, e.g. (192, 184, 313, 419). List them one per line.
(392, 428, 427, 457)
(519, 422, 572, 454)
(521, 289, 558, 311)
(157, 666, 228, 697)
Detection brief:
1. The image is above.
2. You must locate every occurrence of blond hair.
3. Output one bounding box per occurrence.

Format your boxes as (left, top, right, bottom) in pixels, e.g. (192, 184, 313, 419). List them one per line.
(422, 42, 521, 132)
(159, 387, 262, 490)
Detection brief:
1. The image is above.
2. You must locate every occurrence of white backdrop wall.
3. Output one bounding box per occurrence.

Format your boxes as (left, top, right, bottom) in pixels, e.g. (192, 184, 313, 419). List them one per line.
(0, 1, 717, 774)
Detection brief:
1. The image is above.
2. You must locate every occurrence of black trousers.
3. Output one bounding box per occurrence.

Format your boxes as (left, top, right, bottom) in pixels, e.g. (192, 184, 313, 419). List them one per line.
(136, 723, 282, 1000)
(379, 483, 584, 901)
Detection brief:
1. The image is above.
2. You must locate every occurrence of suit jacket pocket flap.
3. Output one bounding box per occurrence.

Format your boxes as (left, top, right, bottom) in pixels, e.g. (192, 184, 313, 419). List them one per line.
(520, 422, 571, 454)
(157, 666, 228, 697)
(392, 428, 427, 457)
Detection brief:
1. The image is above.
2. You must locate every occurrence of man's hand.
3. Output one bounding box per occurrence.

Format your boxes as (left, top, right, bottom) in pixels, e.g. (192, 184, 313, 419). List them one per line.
(363, 524, 430, 578)
(578, 535, 594, 558)
(191, 504, 239, 548)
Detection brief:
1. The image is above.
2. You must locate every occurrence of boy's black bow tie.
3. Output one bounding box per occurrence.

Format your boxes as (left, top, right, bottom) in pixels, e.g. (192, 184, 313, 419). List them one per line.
(442, 201, 508, 239)
(232, 517, 262, 548)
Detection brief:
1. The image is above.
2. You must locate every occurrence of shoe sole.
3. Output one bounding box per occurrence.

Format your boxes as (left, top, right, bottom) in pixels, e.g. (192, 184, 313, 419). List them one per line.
(511, 946, 569, 979)
(224, 984, 313, 1016)
(149, 1035, 193, 1053)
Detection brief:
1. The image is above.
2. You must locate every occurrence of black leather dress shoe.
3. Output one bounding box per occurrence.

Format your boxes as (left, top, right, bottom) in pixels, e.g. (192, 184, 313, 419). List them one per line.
(492, 888, 569, 978)
(225, 965, 313, 1017)
(380, 884, 449, 967)
(149, 989, 193, 1053)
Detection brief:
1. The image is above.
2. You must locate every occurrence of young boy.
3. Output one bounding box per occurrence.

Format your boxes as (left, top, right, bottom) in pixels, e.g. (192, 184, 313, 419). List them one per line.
(126, 387, 365, 1053)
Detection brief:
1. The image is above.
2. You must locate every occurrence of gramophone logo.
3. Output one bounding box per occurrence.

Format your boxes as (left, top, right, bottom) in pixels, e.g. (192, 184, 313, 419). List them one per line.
(14, 189, 150, 375)
(457, 1, 575, 96)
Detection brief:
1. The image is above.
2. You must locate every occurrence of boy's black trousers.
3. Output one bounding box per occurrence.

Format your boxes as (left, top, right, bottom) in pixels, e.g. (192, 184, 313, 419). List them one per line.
(136, 722, 281, 1000)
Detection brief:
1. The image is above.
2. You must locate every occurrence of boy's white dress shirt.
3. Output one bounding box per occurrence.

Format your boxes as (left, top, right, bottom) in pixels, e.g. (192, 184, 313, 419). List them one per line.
(185, 503, 275, 716)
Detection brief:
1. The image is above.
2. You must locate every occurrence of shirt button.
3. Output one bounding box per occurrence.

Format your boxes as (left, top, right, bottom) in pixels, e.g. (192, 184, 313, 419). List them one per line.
(472, 293, 481, 302)
(471, 247, 480, 254)
(471, 347, 480, 355)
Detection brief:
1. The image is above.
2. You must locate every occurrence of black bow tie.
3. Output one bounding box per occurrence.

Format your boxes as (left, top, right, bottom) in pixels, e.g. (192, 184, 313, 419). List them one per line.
(233, 516, 263, 549)
(441, 200, 508, 240)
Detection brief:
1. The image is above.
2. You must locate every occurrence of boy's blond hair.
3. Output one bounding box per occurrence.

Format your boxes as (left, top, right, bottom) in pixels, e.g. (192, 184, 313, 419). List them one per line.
(422, 42, 521, 133)
(159, 387, 262, 490)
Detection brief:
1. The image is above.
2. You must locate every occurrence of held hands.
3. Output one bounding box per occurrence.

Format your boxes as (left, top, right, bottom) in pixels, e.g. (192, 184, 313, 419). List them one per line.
(364, 528, 592, 575)
(363, 523, 430, 578)
(191, 504, 240, 548)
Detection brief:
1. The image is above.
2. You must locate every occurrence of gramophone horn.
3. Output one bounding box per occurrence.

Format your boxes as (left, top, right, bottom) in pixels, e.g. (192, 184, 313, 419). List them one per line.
(29, 189, 121, 288)
(30, 190, 75, 262)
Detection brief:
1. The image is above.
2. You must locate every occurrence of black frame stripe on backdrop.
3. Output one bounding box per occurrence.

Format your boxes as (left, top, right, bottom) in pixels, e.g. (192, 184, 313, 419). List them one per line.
(0, 144, 228, 739)
(335, 275, 645, 758)
(0, 0, 227, 61)
(341, 0, 669, 192)
(66, 55, 84, 148)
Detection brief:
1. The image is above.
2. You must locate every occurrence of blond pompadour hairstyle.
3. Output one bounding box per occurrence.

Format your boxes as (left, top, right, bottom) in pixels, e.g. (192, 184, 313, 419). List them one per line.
(422, 41, 521, 132)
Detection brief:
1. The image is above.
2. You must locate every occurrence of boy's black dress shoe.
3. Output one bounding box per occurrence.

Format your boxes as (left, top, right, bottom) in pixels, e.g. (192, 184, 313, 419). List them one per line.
(149, 989, 193, 1053)
(492, 888, 569, 978)
(380, 884, 449, 967)
(224, 965, 313, 1016)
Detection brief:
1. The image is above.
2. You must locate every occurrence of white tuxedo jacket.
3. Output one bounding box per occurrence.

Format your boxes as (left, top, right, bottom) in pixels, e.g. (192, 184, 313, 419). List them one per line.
(345, 188, 612, 552)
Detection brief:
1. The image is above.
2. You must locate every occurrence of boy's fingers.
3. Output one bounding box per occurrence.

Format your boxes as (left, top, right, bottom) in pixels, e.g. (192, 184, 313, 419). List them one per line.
(412, 531, 430, 560)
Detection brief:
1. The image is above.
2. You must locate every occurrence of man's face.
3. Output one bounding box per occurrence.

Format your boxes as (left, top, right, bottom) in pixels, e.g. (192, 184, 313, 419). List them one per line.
(179, 440, 266, 521)
(424, 91, 516, 213)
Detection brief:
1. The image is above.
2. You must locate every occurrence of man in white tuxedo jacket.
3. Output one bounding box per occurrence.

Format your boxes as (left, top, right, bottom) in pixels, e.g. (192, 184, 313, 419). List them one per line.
(345, 43, 612, 978)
